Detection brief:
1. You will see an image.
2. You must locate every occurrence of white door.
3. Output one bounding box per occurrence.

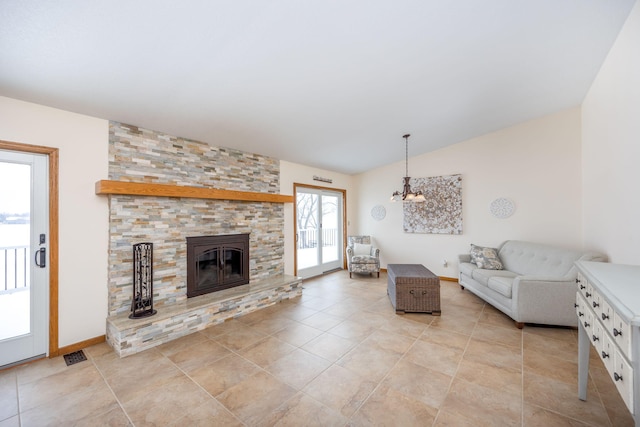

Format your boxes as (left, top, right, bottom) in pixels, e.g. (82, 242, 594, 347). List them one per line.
(296, 188, 343, 279)
(0, 150, 49, 368)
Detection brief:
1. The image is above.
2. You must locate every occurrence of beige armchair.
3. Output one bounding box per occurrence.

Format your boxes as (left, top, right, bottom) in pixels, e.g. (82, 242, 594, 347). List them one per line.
(346, 235, 380, 278)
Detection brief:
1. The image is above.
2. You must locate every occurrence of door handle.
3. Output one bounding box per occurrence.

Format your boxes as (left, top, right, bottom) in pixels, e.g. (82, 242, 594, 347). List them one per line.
(35, 247, 46, 268)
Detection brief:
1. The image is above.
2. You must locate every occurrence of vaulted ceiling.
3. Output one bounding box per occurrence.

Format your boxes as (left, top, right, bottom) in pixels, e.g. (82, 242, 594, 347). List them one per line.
(0, 1, 635, 174)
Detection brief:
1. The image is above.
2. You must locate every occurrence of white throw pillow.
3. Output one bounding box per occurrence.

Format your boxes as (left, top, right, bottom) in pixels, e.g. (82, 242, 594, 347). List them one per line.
(353, 243, 372, 256)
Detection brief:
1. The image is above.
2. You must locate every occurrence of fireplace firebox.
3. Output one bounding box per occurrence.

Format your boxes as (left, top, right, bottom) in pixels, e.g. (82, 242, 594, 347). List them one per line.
(186, 233, 250, 297)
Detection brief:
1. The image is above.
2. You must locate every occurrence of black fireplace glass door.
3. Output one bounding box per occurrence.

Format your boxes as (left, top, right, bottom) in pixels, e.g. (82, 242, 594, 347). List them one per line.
(222, 247, 244, 281)
(186, 233, 250, 297)
(195, 248, 219, 290)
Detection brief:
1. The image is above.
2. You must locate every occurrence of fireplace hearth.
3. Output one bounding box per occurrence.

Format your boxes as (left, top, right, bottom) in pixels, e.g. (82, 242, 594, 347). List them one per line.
(186, 233, 250, 297)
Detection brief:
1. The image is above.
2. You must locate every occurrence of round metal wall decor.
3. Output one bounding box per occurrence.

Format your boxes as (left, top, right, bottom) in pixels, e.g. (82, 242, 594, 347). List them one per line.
(371, 204, 386, 221)
(490, 198, 515, 219)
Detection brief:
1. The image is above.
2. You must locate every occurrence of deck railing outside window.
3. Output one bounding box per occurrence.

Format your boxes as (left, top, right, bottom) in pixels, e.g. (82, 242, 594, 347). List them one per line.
(297, 228, 338, 249)
(1, 245, 29, 295)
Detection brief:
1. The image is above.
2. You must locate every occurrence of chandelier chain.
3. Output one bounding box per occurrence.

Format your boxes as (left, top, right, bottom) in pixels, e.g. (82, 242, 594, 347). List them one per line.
(405, 135, 409, 177)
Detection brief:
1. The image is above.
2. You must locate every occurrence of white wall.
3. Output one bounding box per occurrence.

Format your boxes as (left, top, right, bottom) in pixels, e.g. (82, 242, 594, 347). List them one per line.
(354, 108, 583, 277)
(582, 1, 640, 265)
(279, 161, 355, 276)
(0, 96, 109, 348)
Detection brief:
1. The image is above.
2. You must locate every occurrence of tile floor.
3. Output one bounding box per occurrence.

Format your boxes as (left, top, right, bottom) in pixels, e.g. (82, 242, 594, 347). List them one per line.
(0, 270, 634, 426)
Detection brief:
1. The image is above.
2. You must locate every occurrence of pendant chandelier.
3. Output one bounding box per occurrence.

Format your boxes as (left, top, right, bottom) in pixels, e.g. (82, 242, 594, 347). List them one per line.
(390, 134, 425, 202)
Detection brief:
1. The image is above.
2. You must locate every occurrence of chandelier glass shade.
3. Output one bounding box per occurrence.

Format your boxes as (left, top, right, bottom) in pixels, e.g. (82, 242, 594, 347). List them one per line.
(390, 134, 425, 202)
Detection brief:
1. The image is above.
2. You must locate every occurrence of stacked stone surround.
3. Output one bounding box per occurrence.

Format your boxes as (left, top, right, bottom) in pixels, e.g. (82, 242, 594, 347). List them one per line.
(106, 122, 297, 355)
(108, 196, 284, 316)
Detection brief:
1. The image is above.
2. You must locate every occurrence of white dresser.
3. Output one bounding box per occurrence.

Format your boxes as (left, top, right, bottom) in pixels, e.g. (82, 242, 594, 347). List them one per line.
(576, 261, 640, 426)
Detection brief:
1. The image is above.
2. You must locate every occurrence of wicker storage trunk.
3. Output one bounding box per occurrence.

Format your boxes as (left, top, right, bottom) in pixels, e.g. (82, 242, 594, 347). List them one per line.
(387, 264, 441, 315)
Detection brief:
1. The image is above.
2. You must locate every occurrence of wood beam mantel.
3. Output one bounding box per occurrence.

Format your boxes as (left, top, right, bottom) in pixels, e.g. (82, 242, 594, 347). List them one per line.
(95, 180, 294, 203)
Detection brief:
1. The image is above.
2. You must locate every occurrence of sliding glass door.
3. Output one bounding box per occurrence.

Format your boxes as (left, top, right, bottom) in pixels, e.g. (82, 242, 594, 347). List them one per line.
(295, 187, 343, 279)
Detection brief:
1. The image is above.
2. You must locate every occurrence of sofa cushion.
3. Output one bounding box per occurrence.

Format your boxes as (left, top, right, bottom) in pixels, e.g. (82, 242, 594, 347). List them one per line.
(471, 268, 518, 287)
(488, 276, 515, 298)
(470, 244, 503, 270)
(498, 240, 584, 276)
(353, 243, 371, 256)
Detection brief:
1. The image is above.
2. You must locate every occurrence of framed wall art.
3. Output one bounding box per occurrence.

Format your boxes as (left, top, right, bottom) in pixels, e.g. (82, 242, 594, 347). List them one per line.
(403, 174, 462, 234)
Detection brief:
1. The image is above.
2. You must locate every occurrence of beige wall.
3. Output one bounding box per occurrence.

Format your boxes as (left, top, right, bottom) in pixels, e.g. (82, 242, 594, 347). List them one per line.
(279, 161, 355, 276)
(354, 108, 584, 277)
(582, 1, 640, 265)
(0, 96, 109, 348)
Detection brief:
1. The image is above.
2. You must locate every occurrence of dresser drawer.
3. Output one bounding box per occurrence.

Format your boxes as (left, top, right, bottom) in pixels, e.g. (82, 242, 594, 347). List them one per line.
(576, 292, 593, 333)
(600, 333, 615, 375)
(584, 281, 595, 305)
(599, 298, 614, 332)
(590, 289, 604, 322)
(584, 310, 595, 336)
(612, 311, 632, 360)
(577, 273, 588, 298)
(575, 292, 587, 322)
(591, 321, 604, 355)
(613, 348, 634, 414)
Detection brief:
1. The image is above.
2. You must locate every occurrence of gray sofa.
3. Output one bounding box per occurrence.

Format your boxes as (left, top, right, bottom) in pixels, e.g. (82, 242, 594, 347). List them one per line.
(458, 240, 606, 328)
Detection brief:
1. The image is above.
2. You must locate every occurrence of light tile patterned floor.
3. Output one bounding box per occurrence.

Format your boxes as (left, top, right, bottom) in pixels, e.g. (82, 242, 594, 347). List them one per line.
(0, 271, 634, 426)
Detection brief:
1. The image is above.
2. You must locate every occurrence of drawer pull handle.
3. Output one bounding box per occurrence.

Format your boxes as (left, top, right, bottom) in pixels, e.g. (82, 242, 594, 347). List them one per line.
(601, 351, 609, 359)
(592, 335, 599, 342)
(409, 290, 414, 295)
(592, 301, 599, 308)
(578, 312, 584, 317)
(613, 328, 622, 337)
(422, 291, 427, 295)
(601, 313, 609, 321)
(584, 321, 590, 328)
(586, 292, 591, 298)
(614, 372, 623, 382)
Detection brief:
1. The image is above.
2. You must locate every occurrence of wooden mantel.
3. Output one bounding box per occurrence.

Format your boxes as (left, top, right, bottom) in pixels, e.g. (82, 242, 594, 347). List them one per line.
(95, 180, 294, 203)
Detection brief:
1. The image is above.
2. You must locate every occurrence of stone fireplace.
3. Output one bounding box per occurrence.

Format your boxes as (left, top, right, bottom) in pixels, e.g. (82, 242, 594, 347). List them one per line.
(104, 122, 301, 357)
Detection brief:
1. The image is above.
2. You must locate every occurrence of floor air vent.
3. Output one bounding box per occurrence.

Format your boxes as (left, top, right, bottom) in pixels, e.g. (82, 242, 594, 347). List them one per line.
(63, 350, 87, 366)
